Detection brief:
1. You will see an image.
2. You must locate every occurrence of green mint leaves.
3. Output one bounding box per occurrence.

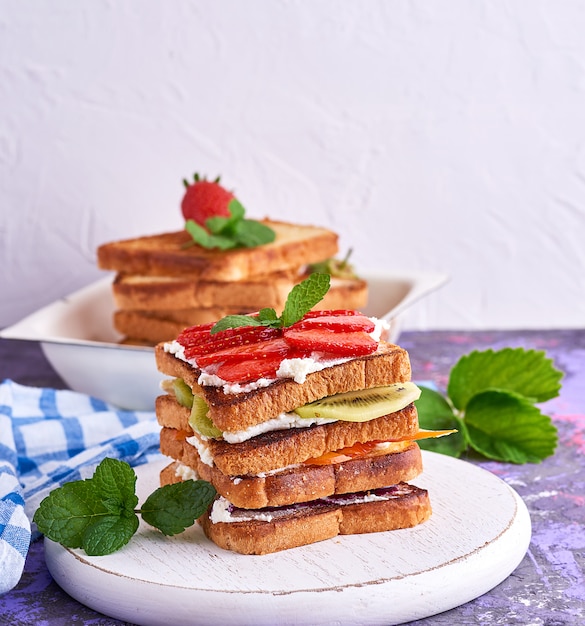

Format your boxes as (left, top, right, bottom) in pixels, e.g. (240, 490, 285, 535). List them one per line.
(185, 199, 276, 250)
(416, 348, 563, 464)
(211, 272, 331, 334)
(33, 458, 216, 556)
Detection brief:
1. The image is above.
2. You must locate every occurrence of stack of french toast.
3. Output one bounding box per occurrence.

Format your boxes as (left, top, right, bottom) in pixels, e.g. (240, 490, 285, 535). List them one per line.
(153, 276, 452, 554)
(98, 220, 368, 345)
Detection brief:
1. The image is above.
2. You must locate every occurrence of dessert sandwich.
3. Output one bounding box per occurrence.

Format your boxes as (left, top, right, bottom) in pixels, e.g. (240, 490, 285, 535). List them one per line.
(154, 274, 451, 554)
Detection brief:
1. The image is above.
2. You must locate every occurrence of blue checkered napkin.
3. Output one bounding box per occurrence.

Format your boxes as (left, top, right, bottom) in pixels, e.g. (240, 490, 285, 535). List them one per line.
(0, 379, 161, 595)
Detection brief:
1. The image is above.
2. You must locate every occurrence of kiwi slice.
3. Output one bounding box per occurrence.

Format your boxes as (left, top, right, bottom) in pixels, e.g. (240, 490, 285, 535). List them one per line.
(293, 382, 421, 422)
(173, 378, 194, 409)
(189, 396, 222, 438)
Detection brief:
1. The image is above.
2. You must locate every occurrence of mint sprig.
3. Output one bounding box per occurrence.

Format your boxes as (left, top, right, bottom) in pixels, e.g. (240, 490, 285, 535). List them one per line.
(185, 199, 276, 250)
(415, 348, 563, 463)
(211, 272, 331, 334)
(33, 458, 216, 556)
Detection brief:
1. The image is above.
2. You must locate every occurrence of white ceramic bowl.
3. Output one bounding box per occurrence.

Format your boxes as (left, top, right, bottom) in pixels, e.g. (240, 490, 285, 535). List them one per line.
(1, 272, 447, 410)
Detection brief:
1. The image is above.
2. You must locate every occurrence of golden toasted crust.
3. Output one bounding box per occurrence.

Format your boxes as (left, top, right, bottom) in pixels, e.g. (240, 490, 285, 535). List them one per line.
(197, 485, 431, 554)
(112, 271, 298, 311)
(155, 341, 412, 432)
(200, 504, 343, 554)
(114, 308, 243, 344)
(113, 272, 368, 313)
(113, 276, 369, 344)
(159, 441, 423, 509)
(157, 400, 419, 475)
(97, 221, 339, 280)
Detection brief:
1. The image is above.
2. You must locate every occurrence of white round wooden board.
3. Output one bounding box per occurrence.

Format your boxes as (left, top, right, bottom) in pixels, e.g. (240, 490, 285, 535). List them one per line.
(44, 451, 531, 626)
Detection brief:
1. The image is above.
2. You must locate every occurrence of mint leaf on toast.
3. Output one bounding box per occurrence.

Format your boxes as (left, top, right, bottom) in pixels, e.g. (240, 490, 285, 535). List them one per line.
(280, 272, 331, 327)
(185, 196, 275, 250)
(211, 272, 331, 334)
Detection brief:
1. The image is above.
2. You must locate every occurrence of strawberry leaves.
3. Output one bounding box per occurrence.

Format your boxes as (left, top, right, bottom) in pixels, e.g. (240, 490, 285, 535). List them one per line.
(415, 348, 563, 463)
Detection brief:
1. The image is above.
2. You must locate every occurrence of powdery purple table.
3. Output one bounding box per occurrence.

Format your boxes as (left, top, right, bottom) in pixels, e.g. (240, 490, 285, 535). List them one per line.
(1, 330, 583, 625)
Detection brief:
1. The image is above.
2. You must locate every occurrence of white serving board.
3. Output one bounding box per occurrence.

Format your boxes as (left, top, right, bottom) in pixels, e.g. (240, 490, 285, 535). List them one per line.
(45, 451, 531, 626)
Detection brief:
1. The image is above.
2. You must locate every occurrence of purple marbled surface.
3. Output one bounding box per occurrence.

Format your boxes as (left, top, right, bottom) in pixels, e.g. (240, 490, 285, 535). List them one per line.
(0, 331, 583, 625)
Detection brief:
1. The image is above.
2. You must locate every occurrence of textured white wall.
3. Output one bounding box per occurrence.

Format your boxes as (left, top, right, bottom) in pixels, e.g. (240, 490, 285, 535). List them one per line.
(1, 0, 584, 331)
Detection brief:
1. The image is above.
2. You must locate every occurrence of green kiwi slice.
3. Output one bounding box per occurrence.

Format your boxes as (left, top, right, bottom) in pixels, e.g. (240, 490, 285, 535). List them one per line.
(293, 382, 421, 422)
(189, 396, 222, 438)
(172, 378, 194, 409)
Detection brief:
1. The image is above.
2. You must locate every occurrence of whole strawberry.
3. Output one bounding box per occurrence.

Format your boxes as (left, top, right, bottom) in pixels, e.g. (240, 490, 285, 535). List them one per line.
(181, 172, 275, 250)
(181, 174, 234, 227)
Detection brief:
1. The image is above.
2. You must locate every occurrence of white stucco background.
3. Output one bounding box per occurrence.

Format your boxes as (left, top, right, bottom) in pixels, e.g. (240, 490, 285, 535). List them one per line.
(1, 0, 584, 331)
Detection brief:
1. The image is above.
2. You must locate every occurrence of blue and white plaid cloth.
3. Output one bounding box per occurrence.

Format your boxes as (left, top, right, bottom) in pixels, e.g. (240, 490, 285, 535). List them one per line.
(0, 379, 161, 595)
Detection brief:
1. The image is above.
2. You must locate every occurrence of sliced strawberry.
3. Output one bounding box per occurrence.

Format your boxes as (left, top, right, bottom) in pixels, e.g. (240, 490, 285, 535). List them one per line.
(181, 326, 281, 360)
(216, 355, 285, 383)
(291, 314, 375, 333)
(302, 309, 361, 319)
(181, 177, 233, 227)
(283, 328, 378, 357)
(196, 337, 292, 367)
(177, 323, 215, 347)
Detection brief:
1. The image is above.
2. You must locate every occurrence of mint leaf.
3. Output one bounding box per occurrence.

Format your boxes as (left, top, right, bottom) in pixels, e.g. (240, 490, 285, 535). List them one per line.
(92, 458, 138, 514)
(82, 514, 139, 556)
(211, 314, 263, 333)
(257, 308, 280, 326)
(33, 480, 110, 548)
(464, 389, 558, 463)
(448, 348, 563, 411)
(140, 480, 217, 536)
(185, 220, 237, 250)
(211, 273, 331, 333)
(415, 386, 467, 457)
(233, 218, 277, 247)
(185, 199, 275, 250)
(34, 458, 219, 556)
(205, 199, 245, 236)
(281, 273, 331, 327)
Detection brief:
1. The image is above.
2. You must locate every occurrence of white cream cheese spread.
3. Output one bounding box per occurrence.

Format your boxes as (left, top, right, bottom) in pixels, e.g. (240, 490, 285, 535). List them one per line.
(185, 434, 214, 466)
(174, 462, 200, 481)
(222, 412, 336, 444)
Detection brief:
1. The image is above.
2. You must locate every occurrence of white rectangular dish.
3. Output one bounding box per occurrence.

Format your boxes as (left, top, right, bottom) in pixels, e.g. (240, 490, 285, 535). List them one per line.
(0, 272, 447, 410)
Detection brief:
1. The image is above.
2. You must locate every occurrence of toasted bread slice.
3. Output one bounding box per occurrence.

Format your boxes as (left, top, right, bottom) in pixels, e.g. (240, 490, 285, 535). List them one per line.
(114, 308, 246, 344)
(97, 220, 339, 280)
(157, 397, 419, 475)
(112, 271, 298, 311)
(155, 341, 412, 433)
(194, 484, 431, 554)
(113, 275, 370, 344)
(160, 439, 422, 509)
(112, 272, 368, 313)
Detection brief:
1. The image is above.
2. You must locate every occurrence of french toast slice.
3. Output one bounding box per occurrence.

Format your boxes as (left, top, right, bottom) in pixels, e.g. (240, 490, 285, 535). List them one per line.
(155, 341, 412, 433)
(97, 220, 339, 280)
